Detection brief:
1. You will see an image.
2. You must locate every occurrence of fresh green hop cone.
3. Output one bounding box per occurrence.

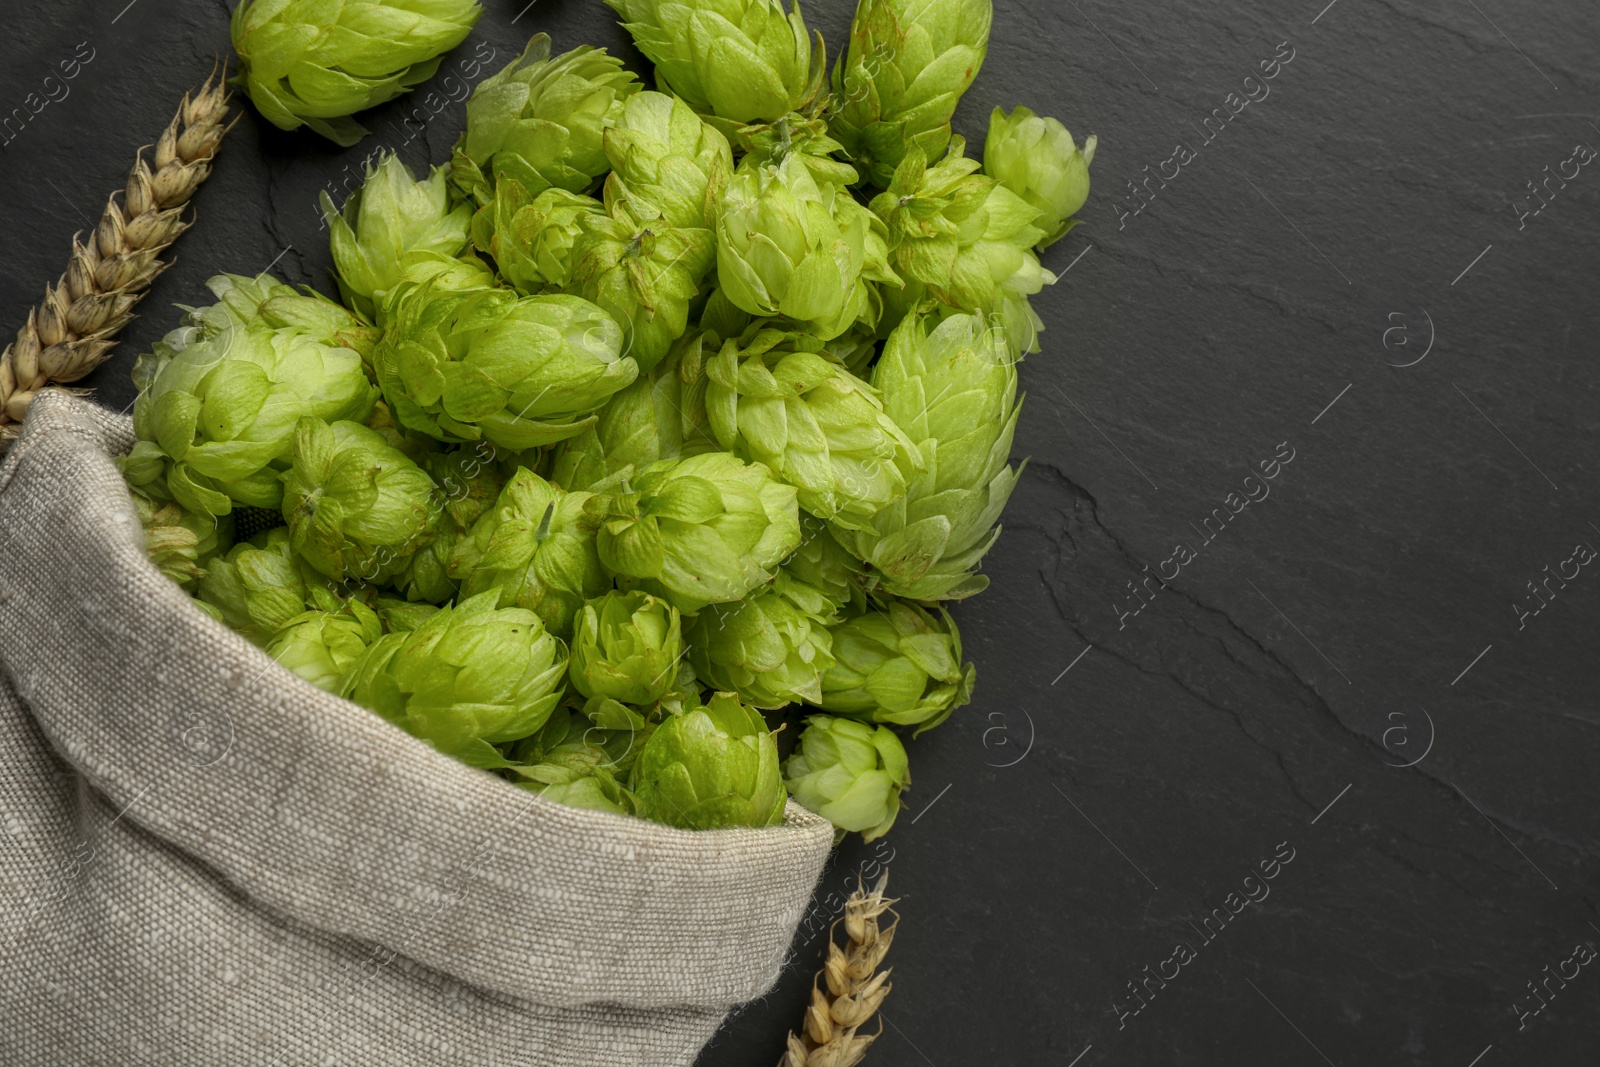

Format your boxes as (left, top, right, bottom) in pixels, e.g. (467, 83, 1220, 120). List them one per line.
(122, 301, 378, 519)
(142, 270, 373, 363)
(595, 451, 802, 614)
(783, 714, 909, 841)
(321, 154, 472, 320)
(181, 272, 383, 384)
(280, 417, 442, 584)
(569, 198, 716, 373)
(512, 741, 637, 815)
(182, 271, 290, 336)
(734, 112, 859, 188)
(570, 590, 686, 706)
(604, 91, 734, 230)
(872, 139, 1040, 303)
(340, 591, 569, 768)
(872, 140, 1056, 354)
(373, 283, 637, 451)
(470, 181, 603, 293)
(704, 328, 921, 532)
(829, 0, 993, 188)
(195, 526, 326, 645)
(131, 488, 232, 591)
(266, 598, 385, 694)
(631, 692, 787, 829)
(447, 467, 608, 639)
(870, 140, 989, 290)
(817, 599, 973, 732)
(230, 0, 483, 147)
(127, 268, 379, 387)
(835, 310, 1021, 602)
(604, 0, 825, 135)
(984, 106, 1096, 250)
(961, 185, 1057, 359)
(715, 153, 897, 341)
(451, 34, 641, 206)
(686, 575, 836, 708)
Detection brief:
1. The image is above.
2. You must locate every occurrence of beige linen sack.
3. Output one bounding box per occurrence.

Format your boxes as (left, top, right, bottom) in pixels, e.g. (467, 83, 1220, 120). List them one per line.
(0, 391, 833, 1066)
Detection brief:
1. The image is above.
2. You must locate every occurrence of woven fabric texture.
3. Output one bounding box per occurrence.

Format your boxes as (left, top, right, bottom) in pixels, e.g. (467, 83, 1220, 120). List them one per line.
(0, 390, 833, 1066)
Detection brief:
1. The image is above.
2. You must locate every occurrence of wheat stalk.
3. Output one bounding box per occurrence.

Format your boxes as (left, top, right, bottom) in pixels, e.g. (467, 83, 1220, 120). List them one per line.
(0, 63, 235, 441)
(780, 871, 897, 1067)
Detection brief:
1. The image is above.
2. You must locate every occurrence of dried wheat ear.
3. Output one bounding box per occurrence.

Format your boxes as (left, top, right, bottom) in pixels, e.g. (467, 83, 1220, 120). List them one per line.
(781, 871, 897, 1067)
(0, 63, 235, 440)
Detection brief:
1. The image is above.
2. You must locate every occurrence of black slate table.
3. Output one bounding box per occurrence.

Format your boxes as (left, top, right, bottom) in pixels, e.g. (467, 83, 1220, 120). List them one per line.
(4, 1, 1598, 1064)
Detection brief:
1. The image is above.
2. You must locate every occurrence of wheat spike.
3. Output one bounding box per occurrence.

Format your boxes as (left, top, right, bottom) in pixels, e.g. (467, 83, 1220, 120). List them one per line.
(0, 62, 235, 441)
(780, 871, 898, 1067)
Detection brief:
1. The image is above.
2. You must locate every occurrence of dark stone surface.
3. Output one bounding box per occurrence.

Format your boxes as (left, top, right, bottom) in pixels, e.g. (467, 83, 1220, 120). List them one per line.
(5, 1, 1599, 1064)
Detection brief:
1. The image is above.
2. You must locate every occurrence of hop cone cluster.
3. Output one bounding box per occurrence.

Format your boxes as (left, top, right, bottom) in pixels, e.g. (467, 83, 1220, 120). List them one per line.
(122, 3, 1095, 844)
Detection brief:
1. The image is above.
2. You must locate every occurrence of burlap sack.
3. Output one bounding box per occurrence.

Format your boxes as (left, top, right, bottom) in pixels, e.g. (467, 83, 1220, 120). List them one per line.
(0, 390, 833, 1066)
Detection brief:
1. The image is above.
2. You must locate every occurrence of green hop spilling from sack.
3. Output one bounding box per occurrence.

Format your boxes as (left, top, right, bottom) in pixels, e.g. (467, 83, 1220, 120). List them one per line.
(138, 0, 1100, 836)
